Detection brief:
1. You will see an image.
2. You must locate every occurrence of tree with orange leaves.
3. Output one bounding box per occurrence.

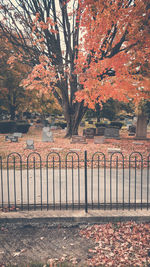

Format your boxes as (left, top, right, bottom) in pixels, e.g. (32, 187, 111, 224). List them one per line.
(0, 0, 149, 137)
(75, 0, 150, 109)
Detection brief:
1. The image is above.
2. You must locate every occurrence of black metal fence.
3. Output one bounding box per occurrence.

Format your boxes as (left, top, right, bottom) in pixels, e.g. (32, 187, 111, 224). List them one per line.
(0, 151, 149, 212)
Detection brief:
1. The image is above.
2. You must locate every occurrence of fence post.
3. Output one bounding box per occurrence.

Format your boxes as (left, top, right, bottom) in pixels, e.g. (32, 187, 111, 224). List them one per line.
(84, 150, 88, 213)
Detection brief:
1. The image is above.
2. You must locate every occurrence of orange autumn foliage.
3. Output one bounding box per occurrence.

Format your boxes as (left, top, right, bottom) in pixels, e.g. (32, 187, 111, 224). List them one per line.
(75, 0, 150, 109)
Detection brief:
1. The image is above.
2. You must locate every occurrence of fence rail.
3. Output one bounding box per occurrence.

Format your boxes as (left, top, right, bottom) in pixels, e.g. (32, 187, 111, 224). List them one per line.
(0, 151, 149, 212)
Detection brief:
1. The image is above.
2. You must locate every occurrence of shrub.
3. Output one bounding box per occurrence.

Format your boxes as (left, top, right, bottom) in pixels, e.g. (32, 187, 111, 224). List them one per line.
(0, 120, 30, 133)
(55, 121, 67, 129)
(95, 122, 107, 128)
(15, 122, 30, 133)
(109, 121, 123, 129)
(0, 121, 16, 133)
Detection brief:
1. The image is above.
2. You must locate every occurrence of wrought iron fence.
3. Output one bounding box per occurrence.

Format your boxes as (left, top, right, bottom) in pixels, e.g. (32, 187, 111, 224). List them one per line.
(0, 151, 149, 212)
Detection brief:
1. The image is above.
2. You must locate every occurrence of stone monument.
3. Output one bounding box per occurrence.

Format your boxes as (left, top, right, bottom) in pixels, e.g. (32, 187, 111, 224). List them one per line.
(135, 114, 147, 139)
(104, 127, 120, 139)
(26, 140, 34, 149)
(42, 127, 54, 142)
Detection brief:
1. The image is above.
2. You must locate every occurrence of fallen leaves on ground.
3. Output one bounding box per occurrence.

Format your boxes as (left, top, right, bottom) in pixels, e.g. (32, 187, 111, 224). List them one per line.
(0, 127, 150, 168)
(80, 221, 150, 266)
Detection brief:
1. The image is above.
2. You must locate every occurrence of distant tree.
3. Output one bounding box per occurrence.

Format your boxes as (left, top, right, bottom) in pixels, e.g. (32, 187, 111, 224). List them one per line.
(0, 34, 30, 120)
(85, 98, 134, 122)
(25, 90, 62, 118)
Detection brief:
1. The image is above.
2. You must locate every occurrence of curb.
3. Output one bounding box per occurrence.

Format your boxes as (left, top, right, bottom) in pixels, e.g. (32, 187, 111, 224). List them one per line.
(0, 216, 150, 224)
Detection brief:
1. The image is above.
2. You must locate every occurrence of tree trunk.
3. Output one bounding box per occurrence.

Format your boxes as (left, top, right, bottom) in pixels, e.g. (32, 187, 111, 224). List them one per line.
(10, 105, 16, 120)
(63, 101, 87, 138)
(135, 113, 147, 139)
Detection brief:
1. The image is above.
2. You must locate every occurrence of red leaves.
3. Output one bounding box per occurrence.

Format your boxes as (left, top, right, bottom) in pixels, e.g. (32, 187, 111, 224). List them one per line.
(75, 0, 150, 108)
(80, 222, 150, 266)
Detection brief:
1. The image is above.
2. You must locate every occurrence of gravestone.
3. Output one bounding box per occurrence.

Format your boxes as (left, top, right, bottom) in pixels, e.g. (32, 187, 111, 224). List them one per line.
(83, 128, 96, 139)
(135, 114, 147, 139)
(42, 127, 54, 142)
(51, 147, 63, 151)
(26, 140, 34, 149)
(128, 125, 136, 136)
(104, 127, 120, 139)
(71, 135, 87, 144)
(13, 132, 23, 138)
(96, 127, 105, 136)
(5, 135, 13, 141)
(108, 148, 121, 153)
(69, 148, 81, 152)
(133, 141, 144, 145)
(126, 120, 132, 130)
(94, 136, 105, 144)
(10, 136, 18, 142)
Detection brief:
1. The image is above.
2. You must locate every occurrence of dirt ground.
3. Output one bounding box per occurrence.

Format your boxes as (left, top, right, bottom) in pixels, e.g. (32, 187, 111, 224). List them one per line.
(0, 220, 95, 267)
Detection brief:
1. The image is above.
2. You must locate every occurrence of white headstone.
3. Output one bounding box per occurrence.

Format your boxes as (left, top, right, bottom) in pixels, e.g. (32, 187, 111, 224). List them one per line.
(10, 136, 18, 142)
(108, 148, 121, 153)
(5, 135, 13, 141)
(26, 140, 34, 149)
(42, 127, 54, 142)
(13, 132, 23, 138)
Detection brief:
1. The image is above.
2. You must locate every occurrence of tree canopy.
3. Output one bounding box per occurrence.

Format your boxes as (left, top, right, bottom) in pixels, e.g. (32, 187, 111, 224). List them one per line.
(75, 0, 150, 108)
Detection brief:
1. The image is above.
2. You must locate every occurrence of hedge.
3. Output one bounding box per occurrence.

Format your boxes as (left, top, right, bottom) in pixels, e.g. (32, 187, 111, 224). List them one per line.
(95, 123, 108, 128)
(54, 121, 67, 129)
(109, 121, 124, 129)
(95, 121, 123, 129)
(0, 121, 30, 133)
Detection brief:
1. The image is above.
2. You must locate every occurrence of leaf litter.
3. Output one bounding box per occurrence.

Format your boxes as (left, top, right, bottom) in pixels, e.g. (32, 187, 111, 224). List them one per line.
(80, 221, 150, 266)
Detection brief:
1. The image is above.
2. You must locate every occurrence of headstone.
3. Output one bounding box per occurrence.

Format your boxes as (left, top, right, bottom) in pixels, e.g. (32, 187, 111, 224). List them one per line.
(104, 127, 120, 139)
(96, 127, 105, 136)
(128, 125, 136, 136)
(135, 114, 147, 139)
(10, 136, 18, 142)
(108, 148, 121, 153)
(71, 135, 87, 144)
(5, 135, 13, 141)
(133, 142, 144, 145)
(132, 116, 137, 126)
(94, 136, 105, 144)
(126, 120, 132, 130)
(51, 147, 63, 151)
(69, 148, 81, 152)
(42, 127, 54, 142)
(83, 128, 96, 139)
(13, 132, 23, 138)
(26, 140, 34, 149)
